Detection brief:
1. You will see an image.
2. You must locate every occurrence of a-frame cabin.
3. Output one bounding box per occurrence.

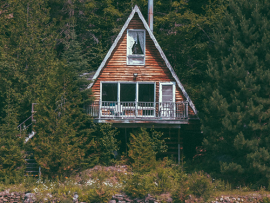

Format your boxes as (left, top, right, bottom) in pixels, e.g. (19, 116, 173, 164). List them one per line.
(87, 5, 201, 160)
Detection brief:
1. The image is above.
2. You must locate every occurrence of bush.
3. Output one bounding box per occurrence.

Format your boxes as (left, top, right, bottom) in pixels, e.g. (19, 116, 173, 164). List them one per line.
(188, 171, 214, 201)
(124, 173, 155, 198)
(171, 167, 190, 203)
(151, 158, 175, 194)
(84, 167, 119, 203)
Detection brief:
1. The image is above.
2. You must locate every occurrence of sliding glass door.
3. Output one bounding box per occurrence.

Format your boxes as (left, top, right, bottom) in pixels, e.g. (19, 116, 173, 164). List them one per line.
(138, 84, 155, 116)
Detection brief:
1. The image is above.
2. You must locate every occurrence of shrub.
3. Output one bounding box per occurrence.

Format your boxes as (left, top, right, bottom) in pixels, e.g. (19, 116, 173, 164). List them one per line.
(84, 167, 119, 203)
(262, 197, 270, 203)
(124, 173, 155, 198)
(87, 187, 112, 203)
(188, 171, 214, 201)
(171, 167, 190, 203)
(151, 159, 175, 194)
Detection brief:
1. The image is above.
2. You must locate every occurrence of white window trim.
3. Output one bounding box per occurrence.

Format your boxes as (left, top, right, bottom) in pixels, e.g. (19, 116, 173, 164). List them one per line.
(126, 29, 146, 66)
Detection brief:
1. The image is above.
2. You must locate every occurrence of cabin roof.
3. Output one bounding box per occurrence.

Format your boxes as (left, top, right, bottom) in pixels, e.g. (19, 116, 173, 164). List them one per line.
(87, 5, 197, 115)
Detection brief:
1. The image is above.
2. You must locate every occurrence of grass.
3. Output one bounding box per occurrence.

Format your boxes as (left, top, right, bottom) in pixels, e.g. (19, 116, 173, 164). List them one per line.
(1, 163, 270, 202)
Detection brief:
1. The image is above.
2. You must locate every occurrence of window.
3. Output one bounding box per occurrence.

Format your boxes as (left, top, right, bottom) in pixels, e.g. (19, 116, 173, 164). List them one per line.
(127, 29, 145, 65)
(120, 84, 136, 102)
(101, 82, 155, 117)
(138, 84, 154, 102)
(102, 83, 117, 102)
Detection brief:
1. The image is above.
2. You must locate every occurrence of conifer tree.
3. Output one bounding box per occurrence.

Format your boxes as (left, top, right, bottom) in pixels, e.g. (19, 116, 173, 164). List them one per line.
(128, 128, 167, 172)
(0, 0, 58, 122)
(201, 0, 270, 187)
(30, 59, 92, 177)
(61, 26, 93, 106)
(0, 82, 25, 182)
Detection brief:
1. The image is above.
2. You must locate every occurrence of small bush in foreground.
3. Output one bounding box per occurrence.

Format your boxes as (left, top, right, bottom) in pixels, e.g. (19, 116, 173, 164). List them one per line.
(171, 168, 190, 203)
(124, 173, 155, 198)
(189, 171, 214, 201)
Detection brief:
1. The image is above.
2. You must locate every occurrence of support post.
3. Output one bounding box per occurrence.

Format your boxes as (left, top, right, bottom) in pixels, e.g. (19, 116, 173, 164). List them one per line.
(178, 127, 180, 165)
(125, 128, 127, 155)
(39, 166, 41, 180)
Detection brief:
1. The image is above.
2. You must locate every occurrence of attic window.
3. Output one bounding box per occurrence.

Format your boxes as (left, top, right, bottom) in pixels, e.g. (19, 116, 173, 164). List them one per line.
(127, 29, 145, 65)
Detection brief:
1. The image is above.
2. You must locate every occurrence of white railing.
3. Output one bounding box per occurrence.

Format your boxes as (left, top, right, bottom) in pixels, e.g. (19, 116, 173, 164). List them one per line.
(86, 101, 189, 119)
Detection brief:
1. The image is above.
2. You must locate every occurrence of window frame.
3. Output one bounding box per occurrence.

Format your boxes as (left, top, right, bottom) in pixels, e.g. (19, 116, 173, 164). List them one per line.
(126, 29, 146, 66)
(100, 81, 156, 117)
(100, 81, 155, 103)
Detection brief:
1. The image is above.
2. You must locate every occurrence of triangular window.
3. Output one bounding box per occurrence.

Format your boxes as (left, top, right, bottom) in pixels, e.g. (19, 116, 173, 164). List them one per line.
(127, 29, 145, 65)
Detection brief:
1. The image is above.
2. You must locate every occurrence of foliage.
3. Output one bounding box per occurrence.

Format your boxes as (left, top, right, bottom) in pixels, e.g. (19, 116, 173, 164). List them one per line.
(128, 128, 167, 172)
(151, 158, 175, 194)
(0, 85, 25, 182)
(0, 0, 58, 122)
(30, 59, 92, 177)
(188, 171, 214, 201)
(154, 0, 227, 109)
(124, 173, 155, 198)
(201, 0, 270, 187)
(84, 123, 119, 167)
(171, 167, 190, 203)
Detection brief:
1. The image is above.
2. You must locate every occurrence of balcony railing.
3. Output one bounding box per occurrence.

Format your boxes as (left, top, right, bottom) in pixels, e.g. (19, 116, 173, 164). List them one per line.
(85, 101, 189, 119)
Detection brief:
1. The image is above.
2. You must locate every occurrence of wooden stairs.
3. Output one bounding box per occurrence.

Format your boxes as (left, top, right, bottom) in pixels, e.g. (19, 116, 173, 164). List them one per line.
(25, 151, 40, 177)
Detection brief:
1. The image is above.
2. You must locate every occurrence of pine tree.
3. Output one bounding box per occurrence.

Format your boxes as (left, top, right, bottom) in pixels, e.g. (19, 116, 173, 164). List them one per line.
(128, 128, 167, 172)
(153, 0, 227, 108)
(83, 123, 119, 167)
(30, 60, 92, 177)
(0, 0, 58, 122)
(0, 82, 25, 182)
(61, 26, 93, 106)
(201, 0, 270, 187)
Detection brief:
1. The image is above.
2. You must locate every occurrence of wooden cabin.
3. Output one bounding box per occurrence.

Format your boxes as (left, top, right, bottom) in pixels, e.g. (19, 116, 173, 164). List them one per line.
(86, 5, 201, 161)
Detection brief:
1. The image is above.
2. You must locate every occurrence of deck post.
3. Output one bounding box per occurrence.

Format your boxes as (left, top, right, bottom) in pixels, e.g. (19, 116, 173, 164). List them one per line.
(178, 127, 180, 165)
(125, 128, 127, 155)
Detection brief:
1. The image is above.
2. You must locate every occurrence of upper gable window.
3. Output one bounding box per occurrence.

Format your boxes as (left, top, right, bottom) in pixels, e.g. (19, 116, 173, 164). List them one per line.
(127, 29, 145, 65)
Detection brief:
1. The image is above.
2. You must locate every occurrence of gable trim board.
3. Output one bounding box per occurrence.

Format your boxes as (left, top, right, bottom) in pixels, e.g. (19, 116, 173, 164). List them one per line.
(87, 5, 198, 115)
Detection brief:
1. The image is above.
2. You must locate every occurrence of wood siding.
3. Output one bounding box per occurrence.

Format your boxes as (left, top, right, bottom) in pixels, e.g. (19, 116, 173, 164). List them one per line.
(91, 13, 195, 115)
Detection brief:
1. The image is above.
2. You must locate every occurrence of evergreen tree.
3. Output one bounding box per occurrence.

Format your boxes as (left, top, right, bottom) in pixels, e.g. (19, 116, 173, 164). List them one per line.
(153, 0, 227, 108)
(61, 26, 93, 106)
(30, 60, 92, 177)
(83, 123, 119, 167)
(128, 128, 167, 172)
(0, 82, 25, 182)
(0, 0, 58, 122)
(201, 0, 270, 187)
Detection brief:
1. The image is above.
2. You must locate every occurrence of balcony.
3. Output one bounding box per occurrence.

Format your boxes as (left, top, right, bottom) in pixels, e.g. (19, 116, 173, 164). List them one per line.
(86, 101, 190, 126)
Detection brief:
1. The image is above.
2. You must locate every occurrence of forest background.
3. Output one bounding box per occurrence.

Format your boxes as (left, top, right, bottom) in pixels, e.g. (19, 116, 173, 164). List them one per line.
(0, 0, 270, 191)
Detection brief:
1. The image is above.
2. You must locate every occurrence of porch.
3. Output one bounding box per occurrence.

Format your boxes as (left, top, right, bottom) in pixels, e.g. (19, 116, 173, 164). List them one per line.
(86, 101, 190, 125)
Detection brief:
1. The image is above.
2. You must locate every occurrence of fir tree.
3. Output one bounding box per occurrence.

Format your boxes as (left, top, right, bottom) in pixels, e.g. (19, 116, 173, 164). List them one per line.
(201, 0, 270, 187)
(61, 26, 93, 107)
(0, 0, 58, 122)
(83, 123, 119, 167)
(30, 60, 92, 177)
(128, 128, 167, 172)
(0, 83, 25, 182)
